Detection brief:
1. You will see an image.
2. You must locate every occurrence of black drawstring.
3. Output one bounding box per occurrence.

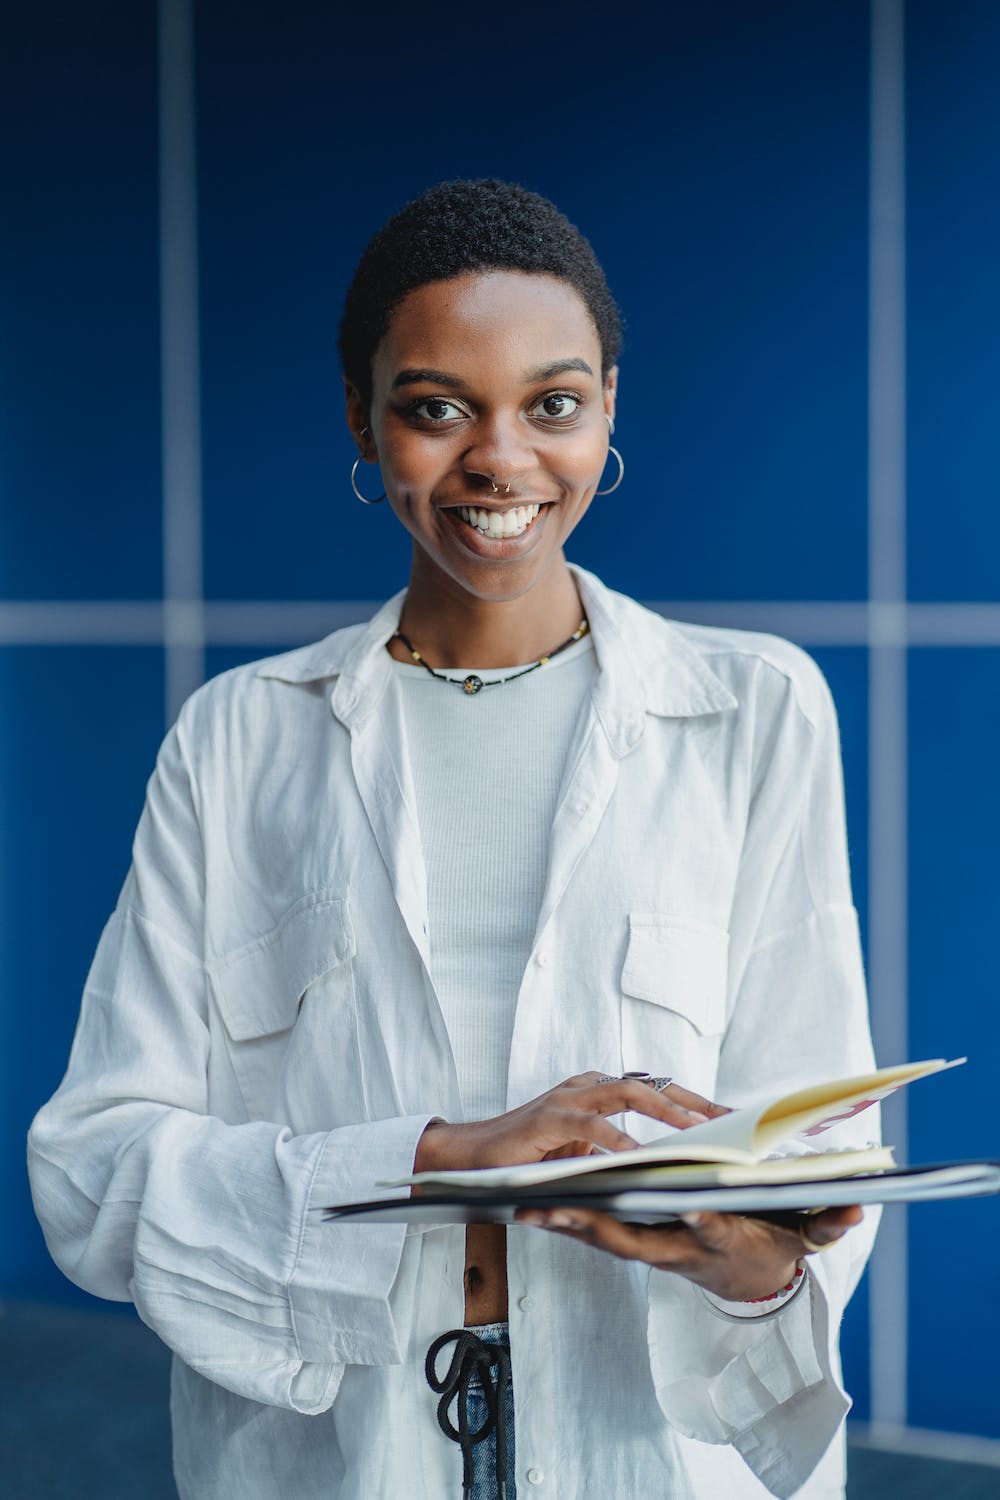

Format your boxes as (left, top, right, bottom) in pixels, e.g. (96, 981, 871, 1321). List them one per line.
(425, 1329, 511, 1499)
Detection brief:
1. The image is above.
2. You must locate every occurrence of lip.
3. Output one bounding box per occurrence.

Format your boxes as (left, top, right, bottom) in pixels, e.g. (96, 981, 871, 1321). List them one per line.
(445, 499, 548, 514)
(438, 501, 553, 557)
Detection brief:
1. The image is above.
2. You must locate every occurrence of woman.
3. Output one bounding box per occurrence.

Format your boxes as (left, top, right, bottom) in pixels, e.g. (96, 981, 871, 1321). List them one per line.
(29, 180, 876, 1499)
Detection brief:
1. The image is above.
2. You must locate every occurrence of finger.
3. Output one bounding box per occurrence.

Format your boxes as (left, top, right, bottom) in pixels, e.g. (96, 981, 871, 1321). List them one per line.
(618, 1075, 729, 1119)
(675, 1210, 742, 1253)
(815, 1204, 864, 1231)
(682, 1209, 820, 1260)
(798, 1204, 864, 1251)
(548, 1108, 640, 1154)
(582, 1079, 712, 1129)
(516, 1207, 697, 1265)
(541, 1139, 600, 1162)
(562, 1072, 607, 1088)
(561, 1073, 728, 1125)
(659, 1082, 731, 1119)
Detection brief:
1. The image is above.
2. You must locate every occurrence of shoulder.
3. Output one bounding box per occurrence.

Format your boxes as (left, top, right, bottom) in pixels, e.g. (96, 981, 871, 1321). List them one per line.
(667, 618, 835, 734)
(582, 568, 835, 735)
(172, 620, 371, 754)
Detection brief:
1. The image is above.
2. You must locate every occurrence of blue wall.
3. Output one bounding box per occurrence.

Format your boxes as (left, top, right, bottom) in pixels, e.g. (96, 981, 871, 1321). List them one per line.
(2, 0, 998, 1440)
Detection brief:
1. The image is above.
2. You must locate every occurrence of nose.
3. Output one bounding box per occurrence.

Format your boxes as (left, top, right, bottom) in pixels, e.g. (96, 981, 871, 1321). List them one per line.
(462, 411, 536, 488)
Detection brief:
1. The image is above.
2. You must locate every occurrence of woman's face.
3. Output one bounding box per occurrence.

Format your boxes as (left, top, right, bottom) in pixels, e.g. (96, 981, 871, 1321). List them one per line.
(348, 270, 617, 606)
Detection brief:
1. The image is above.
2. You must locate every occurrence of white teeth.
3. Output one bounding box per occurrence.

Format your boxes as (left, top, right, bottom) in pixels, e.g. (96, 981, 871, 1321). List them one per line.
(456, 503, 542, 538)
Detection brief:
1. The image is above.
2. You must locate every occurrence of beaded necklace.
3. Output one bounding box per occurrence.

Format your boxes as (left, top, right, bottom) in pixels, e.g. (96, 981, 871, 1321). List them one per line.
(393, 618, 589, 696)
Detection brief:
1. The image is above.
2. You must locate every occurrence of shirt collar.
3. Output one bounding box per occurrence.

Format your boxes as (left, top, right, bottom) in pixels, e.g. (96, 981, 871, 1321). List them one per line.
(255, 566, 737, 739)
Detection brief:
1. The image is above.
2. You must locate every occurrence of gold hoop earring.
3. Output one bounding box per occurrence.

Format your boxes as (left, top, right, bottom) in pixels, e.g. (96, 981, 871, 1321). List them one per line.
(351, 454, 385, 505)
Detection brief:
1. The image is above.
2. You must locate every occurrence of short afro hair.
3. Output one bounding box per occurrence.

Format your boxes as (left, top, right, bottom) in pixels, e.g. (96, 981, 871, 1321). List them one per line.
(338, 179, 623, 411)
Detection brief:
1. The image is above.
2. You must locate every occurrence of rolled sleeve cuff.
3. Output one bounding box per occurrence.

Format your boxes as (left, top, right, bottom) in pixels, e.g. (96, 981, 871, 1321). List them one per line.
(699, 1264, 807, 1322)
(289, 1113, 434, 1365)
(648, 1269, 849, 1498)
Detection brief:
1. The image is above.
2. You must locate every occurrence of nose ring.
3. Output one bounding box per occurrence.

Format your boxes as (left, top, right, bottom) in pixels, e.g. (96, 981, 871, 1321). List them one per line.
(490, 479, 511, 496)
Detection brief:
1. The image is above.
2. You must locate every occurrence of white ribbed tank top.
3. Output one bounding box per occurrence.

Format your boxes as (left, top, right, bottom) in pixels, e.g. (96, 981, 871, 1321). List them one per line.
(394, 634, 596, 1121)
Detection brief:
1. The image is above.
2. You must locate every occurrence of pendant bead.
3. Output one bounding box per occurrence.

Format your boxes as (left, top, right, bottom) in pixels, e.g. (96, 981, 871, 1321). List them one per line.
(463, 675, 484, 695)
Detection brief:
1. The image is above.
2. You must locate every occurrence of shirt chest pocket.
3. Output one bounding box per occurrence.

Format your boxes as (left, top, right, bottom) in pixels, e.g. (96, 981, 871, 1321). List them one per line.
(621, 913, 729, 1132)
(209, 892, 364, 1129)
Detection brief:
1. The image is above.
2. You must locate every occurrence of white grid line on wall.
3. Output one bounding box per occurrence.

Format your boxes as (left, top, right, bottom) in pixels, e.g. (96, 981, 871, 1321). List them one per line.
(5, 599, 1000, 648)
(867, 0, 910, 1434)
(159, 0, 205, 723)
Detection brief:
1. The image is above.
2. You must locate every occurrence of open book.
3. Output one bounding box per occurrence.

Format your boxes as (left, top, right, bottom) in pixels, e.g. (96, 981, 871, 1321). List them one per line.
(323, 1057, 1000, 1224)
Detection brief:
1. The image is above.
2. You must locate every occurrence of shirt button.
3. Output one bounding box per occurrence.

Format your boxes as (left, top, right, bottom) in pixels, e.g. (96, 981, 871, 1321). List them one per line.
(527, 1468, 545, 1485)
(518, 1294, 534, 1311)
(533, 950, 549, 967)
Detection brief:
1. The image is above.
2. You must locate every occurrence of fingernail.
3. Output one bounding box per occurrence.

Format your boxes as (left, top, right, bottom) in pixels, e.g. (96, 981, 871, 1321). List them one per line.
(686, 1110, 709, 1123)
(681, 1212, 704, 1226)
(547, 1210, 579, 1228)
(518, 1211, 544, 1226)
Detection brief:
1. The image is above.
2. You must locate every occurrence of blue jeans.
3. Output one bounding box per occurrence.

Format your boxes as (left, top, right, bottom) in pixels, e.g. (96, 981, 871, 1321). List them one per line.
(426, 1321, 516, 1499)
(465, 1322, 515, 1499)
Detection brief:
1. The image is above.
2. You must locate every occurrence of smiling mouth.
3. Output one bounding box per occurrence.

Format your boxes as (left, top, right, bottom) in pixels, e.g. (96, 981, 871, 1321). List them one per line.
(454, 502, 542, 539)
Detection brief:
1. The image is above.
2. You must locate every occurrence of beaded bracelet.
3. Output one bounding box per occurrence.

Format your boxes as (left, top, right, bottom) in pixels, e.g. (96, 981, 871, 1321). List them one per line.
(742, 1261, 806, 1305)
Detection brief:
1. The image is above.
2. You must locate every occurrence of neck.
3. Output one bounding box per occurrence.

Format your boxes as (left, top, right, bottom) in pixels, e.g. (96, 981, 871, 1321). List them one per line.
(392, 555, 584, 670)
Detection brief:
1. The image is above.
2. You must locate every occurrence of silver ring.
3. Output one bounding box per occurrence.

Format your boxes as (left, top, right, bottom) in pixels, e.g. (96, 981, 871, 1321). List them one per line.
(599, 1073, 673, 1091)
(618, 1071, 674, 1092)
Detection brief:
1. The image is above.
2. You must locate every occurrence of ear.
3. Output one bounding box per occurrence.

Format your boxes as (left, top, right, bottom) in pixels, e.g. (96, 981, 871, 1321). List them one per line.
(344, 379, 372, 455)
(603, 366, 619, 427)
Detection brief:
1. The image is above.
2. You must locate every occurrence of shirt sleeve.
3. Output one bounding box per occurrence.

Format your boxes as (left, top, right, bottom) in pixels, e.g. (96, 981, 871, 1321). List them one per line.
(27, 702, 434, 1415)
(646, 648, 879, 1499)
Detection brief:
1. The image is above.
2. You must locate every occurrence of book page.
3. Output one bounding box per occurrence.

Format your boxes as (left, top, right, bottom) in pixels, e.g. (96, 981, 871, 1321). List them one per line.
(639, 1057, 963, 1158)
(394, 1058, 962, 1191)
(395, 1129, 769, 1192)
(542, 1145, 895, 1192)
(757, 1057, 964, 1146)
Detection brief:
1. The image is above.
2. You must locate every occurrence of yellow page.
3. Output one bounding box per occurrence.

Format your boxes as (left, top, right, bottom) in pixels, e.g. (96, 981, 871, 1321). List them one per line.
(639, 1057, 964, 1160)
(756, 1057, 963, 1147)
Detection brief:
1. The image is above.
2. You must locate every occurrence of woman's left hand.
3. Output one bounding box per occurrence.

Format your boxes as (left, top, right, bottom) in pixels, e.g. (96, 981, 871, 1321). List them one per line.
(514, 1203, 864, 1301)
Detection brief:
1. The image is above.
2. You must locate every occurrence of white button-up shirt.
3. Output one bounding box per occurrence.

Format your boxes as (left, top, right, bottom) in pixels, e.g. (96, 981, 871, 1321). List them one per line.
(28, 566, 878, 1500)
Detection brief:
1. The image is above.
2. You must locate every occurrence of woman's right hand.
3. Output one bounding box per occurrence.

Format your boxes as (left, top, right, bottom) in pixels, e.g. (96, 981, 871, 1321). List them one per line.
(412, 1072, 728, 1175)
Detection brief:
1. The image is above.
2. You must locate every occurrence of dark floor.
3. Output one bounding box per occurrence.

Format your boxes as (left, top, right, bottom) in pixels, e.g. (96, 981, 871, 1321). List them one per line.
(0, 1300, 176, 1500)
(2, 1299, 998, 1498)
(847, 1444, 1000, 1499)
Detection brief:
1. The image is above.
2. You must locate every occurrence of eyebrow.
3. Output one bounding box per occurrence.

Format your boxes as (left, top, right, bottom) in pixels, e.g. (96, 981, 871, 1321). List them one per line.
(390, 357, 595, 392)
(391, 368, 467, 391)
(524, 358, 595, 382)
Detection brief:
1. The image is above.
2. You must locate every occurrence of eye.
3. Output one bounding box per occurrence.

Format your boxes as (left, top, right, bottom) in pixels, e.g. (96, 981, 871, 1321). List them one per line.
(529, 391, 582, 421)
(408, 396, 468, 422)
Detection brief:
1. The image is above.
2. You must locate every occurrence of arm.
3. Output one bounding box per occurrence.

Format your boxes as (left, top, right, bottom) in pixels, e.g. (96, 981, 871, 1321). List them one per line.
(646, 651, 878, 1494)
(27, 703, 434, 1414)
(518, 649, 877, 1495)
